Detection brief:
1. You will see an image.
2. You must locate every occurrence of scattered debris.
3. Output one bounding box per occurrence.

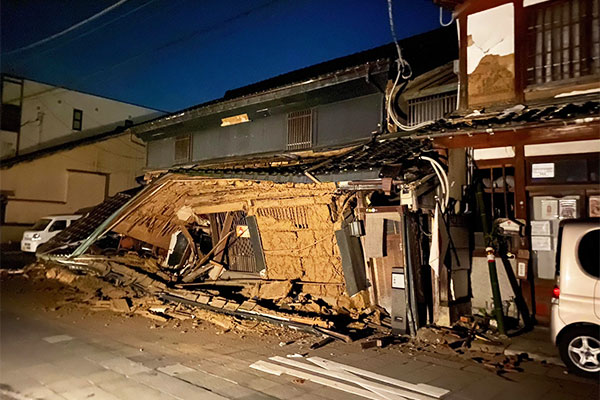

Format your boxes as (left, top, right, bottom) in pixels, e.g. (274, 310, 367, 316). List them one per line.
(360, 335, 395, 350)
(310, 337, 335, 350)
(286, 353, 307, 358)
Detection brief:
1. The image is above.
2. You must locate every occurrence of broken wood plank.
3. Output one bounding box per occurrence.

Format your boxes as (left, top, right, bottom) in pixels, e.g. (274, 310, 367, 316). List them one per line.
(272, 356, 433, 400)
(181, 231, 234, 283)
(165, 310, 193, 320)
(139, 311, 169, 322)
(310, 337, 334, 350)
(213, 211, 234, 264)
(314, 326, 352, 343)
(111, 298, 131, 313)
(307, 357, 449, 399)
(207, 262, 225, 281)
(250, 360, 388, 400)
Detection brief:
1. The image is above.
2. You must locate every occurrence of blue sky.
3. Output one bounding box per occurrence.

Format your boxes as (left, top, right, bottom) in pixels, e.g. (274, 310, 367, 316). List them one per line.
(1, 0, 441, 111)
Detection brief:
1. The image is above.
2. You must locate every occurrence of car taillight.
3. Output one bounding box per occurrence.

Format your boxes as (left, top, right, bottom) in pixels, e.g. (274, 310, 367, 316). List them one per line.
(552, 285, 560, 299)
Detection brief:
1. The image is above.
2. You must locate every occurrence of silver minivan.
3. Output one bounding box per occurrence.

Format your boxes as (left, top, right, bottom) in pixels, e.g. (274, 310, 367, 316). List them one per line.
(551, 219, 600, 377)
(21, 214, 82, 253)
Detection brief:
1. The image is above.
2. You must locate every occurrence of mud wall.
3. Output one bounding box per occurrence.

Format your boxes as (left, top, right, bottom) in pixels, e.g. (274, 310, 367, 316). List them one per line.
(112, 176, 356, 304)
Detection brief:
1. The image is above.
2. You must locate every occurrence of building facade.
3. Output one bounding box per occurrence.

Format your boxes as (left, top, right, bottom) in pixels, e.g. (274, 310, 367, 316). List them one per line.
(0, 75, 163, 242)
(431, 0, 600, 325)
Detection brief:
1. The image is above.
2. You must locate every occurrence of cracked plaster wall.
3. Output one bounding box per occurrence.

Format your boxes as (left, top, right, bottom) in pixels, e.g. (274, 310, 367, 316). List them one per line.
(467, 3, 516, 107)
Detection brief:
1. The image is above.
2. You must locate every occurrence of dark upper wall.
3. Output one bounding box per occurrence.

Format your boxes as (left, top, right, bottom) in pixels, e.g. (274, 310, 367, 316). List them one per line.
(147, 93, 383, 169)
(141, 25, 458, 169)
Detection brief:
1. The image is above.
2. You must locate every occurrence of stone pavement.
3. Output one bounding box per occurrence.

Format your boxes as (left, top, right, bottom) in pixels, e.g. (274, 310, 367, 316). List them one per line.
(0, 275, 598, 399)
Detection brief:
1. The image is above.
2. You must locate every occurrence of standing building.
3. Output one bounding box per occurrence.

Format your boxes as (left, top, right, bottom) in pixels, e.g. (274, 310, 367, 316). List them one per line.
(425, 0, 600, 325)
(0, 75, 163, 242)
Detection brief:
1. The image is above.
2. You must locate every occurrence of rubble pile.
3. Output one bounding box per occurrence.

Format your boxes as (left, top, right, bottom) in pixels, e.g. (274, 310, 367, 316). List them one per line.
(27, 257, 381, 344)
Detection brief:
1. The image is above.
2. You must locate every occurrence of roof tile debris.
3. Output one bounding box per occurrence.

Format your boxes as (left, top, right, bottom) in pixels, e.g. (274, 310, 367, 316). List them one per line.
(411, 97, 600, 137)
(38, 189, 141, 256)
(169, 136, 431, 181)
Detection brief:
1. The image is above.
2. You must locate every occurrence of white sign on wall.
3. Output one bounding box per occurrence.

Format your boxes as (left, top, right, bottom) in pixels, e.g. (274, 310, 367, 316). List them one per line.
(531, 236, 552, 251)
(391, 272, 405, 289)
(532, 163, 555, 178)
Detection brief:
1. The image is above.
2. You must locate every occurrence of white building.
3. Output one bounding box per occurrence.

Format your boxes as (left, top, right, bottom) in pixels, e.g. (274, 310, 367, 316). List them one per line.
(0, 75, 163, 243)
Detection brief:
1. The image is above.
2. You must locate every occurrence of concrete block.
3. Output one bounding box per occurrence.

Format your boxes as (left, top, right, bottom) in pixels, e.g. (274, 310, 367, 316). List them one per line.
(99, 357, 150, 376)
(131, 371, 228, 400)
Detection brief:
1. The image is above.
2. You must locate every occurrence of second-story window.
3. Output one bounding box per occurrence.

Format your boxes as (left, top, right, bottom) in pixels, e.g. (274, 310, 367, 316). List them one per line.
(72, 109, 83, 131)
(526, 0, 600, 86)
(174, 134, 191, 164)
(287, 109, 313, 151)
(407, 91, 457, 126)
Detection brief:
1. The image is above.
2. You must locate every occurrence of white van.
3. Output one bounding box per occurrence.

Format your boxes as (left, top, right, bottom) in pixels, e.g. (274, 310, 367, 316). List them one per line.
(551, 219, 600, 378)
(20, 215, 82, 253)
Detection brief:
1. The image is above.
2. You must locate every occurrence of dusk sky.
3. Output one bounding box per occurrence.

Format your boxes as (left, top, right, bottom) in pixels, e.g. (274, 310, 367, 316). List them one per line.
(1, 0, 442, 112)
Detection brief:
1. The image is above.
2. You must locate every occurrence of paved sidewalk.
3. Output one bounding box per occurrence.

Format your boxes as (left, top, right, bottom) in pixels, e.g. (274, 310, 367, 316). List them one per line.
(1, 275, 598, 400)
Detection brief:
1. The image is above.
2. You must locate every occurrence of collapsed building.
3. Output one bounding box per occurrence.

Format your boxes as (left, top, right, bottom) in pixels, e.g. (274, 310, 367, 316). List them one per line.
(37, 26, 462, 338)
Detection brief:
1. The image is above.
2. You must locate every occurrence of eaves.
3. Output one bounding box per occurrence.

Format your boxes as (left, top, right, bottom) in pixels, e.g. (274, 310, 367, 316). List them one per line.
(131, 59, 391, 139)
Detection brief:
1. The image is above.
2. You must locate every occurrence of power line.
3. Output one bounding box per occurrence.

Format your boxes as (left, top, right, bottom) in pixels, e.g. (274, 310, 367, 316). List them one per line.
(51, 0, 284, 87)
(3, 0, 131, 56)
(386, 0, 412, 80)
(17, 0, 167, 61)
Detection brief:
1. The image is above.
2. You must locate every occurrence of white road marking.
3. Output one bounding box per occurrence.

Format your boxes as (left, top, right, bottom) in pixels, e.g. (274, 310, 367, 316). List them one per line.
(42, 334, 74, 344)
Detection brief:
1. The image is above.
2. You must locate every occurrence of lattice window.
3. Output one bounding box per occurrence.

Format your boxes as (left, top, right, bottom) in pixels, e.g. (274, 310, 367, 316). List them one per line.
(256, 206, 310, 229)
(174, 135, 191, 164)
(407, 92, 457, 126)
(526, 0, 600, 85)
(287, 109, 313, 150)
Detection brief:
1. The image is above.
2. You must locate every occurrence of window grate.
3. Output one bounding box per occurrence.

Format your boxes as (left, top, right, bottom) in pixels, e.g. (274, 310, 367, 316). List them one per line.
(72, 109, 83, 131)
(526, 0, 600, 85)
(256, 206, 310, 229)
(287, 109, 312, 150)
(407, 92, 457, 126)
(174, 135, 191, 164)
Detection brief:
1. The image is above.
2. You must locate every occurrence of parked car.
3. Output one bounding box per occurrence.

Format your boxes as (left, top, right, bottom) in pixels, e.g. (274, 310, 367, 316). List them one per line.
(551, 218, 600, 378)
(20, 215, 82, 253)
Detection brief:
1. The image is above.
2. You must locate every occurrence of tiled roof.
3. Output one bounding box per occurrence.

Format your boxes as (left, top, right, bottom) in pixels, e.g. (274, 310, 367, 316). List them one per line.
(410, 95, 600, 138)
(169, 135, 432, 182)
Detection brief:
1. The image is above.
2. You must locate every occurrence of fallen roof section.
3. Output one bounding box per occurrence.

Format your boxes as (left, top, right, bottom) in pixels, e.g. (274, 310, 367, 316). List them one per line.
(37, 187, 143, 256)
(407, 95, 600, 139)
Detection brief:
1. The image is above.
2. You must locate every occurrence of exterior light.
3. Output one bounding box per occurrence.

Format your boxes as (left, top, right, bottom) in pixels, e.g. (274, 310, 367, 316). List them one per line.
(221, 113, 251, 127)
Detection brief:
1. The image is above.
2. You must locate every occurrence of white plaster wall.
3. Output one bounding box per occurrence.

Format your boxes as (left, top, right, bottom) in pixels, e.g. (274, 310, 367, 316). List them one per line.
(0, 132, 145, 225)
(3, 80, 158, 153)
(0, 130, 17, 158)
(467, 3, 514, 75)
(524, 0, 551, 7)
(471, 256, 519, 318)
(524, 139, 600, 157)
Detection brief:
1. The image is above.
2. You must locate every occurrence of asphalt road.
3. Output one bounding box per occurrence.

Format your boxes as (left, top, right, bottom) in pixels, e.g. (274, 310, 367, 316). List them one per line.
(0, 274, 598, 400)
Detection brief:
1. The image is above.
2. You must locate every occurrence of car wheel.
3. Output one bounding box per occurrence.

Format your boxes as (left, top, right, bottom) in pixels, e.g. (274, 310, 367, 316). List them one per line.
(558, 325, 600, 378)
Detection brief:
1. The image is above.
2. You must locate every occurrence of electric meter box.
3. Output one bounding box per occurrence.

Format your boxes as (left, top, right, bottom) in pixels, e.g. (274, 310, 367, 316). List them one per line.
(391, 267, 407, 335)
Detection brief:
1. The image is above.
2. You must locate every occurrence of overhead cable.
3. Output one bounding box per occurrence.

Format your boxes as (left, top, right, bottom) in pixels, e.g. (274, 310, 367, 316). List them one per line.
(3, 0, 131, 56)
(385, 0, 411, 80)
(439, 7, 455, 27)
(19, 0, 163, 60)
(385, 0, 434, 132)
